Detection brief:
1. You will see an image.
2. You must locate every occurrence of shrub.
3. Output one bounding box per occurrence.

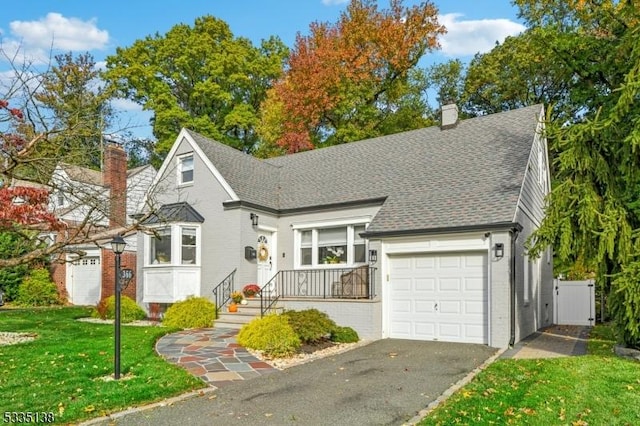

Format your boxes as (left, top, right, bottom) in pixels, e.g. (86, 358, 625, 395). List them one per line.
(163, 296, 216, 329)
(282, 309, 337, 344)
(91, 295, 146, 323)
(16, 268, 61, 307)
(0, 231, 41, 302)
(330, 326, 359, 343)
(610, 261, 640, 349)
(237, 314, 300, 358)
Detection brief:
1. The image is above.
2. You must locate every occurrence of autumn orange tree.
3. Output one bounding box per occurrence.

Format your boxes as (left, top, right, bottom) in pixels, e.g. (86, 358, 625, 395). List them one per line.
(257, 0, 445, 155)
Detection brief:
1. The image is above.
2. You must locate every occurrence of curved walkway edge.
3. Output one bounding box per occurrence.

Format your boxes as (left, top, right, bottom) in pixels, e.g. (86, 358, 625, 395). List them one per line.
(155, 328, 278, 387)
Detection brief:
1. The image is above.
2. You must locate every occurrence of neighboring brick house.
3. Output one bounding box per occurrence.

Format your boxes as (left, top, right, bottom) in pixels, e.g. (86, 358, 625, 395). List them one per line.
(49, 144, 156, 305)
(138, 104, 554, 348)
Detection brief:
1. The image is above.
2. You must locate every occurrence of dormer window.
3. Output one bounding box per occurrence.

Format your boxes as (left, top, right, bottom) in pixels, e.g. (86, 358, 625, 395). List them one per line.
(178, 154, 194, 185)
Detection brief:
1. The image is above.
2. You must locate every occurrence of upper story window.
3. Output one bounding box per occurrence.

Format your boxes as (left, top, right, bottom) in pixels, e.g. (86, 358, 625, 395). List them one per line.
(296, 222, 368, 267)
(56, 191, 65, 207)
(178, 154, 194, 185)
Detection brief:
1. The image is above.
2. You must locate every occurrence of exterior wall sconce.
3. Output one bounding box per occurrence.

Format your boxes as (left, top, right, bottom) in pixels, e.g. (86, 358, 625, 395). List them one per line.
(250, 213, 259, 227)
(494, 243, 504, 259)
(369, 249, 378, 264)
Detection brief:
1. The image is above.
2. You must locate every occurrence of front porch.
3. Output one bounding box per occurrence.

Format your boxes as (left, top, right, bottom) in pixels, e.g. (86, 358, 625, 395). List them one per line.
(212, 266, 379, 332)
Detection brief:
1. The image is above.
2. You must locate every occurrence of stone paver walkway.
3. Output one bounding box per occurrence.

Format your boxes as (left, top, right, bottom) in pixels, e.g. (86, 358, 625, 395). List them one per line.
(155, 328, 277, 387)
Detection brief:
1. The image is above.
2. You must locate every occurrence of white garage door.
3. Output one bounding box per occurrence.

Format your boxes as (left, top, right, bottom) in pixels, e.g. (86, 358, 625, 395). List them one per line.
(70, 257, 101, 305)
(389, 252, 488, 344)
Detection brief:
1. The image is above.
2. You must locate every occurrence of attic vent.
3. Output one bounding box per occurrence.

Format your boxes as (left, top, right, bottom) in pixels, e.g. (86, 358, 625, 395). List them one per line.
(440, 104, 459, 130)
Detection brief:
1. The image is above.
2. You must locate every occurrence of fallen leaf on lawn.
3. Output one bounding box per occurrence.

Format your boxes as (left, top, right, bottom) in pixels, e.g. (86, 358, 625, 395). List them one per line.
(559, 408, 566, 421)
(521, 407, 536, 415)
(626, 385, 634, 390)
(572, 421, 588, 426)
(84, 405, 95, 413)
(504, 407, 515, 417)
(58, 403, 65, 416)
(462, 390, 473, 398)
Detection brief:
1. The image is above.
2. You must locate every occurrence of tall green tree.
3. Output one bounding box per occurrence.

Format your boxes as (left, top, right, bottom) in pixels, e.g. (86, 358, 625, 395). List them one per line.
(103, 16, 289, 160)
(35, 52, 114, 170)
(257, 0, 444, 154)
(526, 1, 640, 347)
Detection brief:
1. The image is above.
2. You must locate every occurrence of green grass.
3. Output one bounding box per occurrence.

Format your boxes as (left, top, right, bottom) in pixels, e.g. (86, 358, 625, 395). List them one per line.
(0, 306, 205, 423)
(420, 324, 640, 425)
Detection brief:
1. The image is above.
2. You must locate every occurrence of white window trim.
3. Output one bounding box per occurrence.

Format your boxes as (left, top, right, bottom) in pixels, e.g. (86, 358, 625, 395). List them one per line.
(294, 220, 369, 269)
(177, 153, 194, 186)
(523, 253, 530, 305)
(145, 223, 201, 267)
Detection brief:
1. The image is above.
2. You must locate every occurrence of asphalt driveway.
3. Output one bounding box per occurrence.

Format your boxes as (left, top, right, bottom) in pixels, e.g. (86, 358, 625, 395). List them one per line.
(89, 339, 497, 425)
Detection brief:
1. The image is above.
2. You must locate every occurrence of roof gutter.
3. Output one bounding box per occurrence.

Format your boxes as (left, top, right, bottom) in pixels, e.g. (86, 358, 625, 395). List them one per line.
(509, 225, 522, 347)
(361, 222, 523, 239)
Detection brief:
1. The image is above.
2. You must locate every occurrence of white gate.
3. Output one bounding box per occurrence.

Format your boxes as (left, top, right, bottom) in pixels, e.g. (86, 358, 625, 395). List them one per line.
(553, 279, 595, 326)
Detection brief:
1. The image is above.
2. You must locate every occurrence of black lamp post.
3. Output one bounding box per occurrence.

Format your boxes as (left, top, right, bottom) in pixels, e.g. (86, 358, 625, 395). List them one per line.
(110, 234, 126, 380)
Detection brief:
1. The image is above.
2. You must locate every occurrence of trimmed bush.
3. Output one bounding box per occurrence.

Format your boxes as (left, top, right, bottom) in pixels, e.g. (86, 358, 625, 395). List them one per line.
(163, 296, 216, 329)
(91, 295, 146, 323)
(16, 268, 60, 307)
(282, 308, 337, 344)
(237, 314, 300, 358)
(331, 326, 359, 343)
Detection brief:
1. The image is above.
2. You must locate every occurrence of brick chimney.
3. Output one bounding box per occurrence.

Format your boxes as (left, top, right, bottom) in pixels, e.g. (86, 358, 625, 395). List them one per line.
(103, 144, 127, 228)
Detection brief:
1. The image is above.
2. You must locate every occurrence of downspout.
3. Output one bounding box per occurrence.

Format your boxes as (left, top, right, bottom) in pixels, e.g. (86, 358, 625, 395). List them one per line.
(509, 226, 521, 347)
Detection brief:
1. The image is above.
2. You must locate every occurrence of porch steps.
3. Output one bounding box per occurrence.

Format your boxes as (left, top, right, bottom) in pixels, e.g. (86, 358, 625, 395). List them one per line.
(214, 299, 283, 329)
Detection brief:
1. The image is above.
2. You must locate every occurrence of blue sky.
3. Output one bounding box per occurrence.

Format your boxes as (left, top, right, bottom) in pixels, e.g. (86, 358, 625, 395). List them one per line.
(0, 0, 525, 139)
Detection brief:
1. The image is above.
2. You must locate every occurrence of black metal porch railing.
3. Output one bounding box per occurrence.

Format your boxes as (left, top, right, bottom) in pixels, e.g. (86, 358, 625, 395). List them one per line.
(212, 268, 236, 318)
(259, 265, 377, 316)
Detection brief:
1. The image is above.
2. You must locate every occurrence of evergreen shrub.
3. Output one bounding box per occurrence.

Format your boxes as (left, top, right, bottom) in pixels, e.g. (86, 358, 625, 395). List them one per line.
(163, 296, 216, 329)
(237, 314, 300, 358)
(16, 268, 61, 307)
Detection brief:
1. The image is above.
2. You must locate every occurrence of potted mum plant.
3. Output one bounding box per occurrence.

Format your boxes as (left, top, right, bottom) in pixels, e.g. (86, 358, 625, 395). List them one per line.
(229, 291, 244, 312)
(242, 283, 260, 298)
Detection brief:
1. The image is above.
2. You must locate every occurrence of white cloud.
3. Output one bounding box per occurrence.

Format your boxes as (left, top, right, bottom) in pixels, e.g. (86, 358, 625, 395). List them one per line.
(110, 98, 143, 112)
(321, 0, 349, 5)
(438, 13, 525, 57)
(9, 13, 109, 51)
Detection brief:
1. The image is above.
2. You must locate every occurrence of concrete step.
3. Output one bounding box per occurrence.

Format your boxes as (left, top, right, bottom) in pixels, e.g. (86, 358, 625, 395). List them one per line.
(214, 300, 283, 329)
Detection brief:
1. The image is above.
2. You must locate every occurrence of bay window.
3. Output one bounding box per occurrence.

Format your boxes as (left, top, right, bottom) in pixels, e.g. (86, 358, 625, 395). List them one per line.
(150, 228, 172, 264)
(147, 224, 200, 266)
(296, 222, 368, 267)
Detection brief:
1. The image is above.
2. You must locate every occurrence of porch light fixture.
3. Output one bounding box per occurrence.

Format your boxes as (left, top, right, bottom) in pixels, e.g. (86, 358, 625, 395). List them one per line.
(109, 234, 126, 380)
(369, 249, 378, 264)
(250, 213, 259, 227)
(494, 243, 504, 259)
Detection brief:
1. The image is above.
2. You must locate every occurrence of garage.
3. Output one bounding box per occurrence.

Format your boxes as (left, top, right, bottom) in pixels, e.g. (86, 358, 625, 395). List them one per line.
(388, 252, 488, 344)
(69, 256, 102, 305)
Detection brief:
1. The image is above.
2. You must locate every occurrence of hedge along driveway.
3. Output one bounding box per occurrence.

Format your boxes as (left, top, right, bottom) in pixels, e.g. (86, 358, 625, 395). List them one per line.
(0, 307, 204, 423)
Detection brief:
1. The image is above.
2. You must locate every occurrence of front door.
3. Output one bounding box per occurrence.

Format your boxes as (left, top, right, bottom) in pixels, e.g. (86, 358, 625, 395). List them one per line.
(257, 233, 273, 287)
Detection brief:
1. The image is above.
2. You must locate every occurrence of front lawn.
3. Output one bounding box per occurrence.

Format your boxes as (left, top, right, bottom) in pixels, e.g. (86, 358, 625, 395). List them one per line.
(0, 306, 205, 423)
(420, 324, 640, 425)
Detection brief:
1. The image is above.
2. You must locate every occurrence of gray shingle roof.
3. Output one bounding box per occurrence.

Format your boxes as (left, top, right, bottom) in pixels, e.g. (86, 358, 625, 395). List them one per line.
(143, 202, 205, 225)
(187, 104, 542, 234)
